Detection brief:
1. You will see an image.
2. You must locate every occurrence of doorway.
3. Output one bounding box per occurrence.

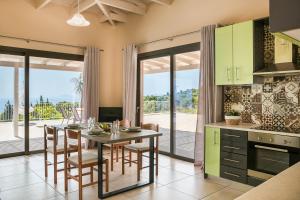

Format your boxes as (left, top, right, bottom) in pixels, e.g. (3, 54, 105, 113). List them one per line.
(137, 43, 200, 162)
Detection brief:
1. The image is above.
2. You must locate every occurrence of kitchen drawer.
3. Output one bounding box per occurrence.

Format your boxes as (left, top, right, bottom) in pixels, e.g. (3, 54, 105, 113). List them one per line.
(221, 140, 247, 155)
(221, 129, 248, 155)
(221, 129, 248, 143)
(220, 165, 247, 184)
(221, 151, 247, 169)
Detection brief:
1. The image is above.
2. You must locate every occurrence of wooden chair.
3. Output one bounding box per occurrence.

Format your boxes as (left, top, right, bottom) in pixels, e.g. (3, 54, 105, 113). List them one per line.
(44, 125, 78, 184)
(106, 119, 132, 171)
(64, 129, 109, 200)
(122, 123, 159, 181)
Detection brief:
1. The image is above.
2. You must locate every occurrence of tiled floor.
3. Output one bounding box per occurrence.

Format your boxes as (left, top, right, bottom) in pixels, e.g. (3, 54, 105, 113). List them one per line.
(0, 151, 253, 200)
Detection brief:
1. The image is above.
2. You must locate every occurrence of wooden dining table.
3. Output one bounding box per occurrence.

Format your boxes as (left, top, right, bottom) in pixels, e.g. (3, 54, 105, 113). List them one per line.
(54, 124, 162, 199)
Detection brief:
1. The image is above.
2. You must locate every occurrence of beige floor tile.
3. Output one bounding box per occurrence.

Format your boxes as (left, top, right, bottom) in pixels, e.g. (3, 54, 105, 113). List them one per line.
(166, 176, 226, 199)
(0, 172, 44, 191)
(201, 187, 244, 200)
(165, 161, 202, 175)
(0, 182, 59, 200)
(197, 174, 234, 187)
(228, 182, 254, 192)
(0, 163, 31, 177)
(131, 186, 197, 200)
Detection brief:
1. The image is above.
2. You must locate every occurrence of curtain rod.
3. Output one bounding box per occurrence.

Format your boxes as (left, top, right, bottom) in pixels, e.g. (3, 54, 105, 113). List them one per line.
(0, 34, 104, 52)
(136, 29, 201, 47)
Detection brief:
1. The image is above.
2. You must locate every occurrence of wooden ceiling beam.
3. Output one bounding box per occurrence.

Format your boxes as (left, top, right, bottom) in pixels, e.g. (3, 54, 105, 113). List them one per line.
(35, 0, 52, 10)
(100, 12, 127, 23)
(97, 0, 146, 15)
(149, 0, 173, 6)
(73, 0, 97, 13)
(96, 1, 115, 26)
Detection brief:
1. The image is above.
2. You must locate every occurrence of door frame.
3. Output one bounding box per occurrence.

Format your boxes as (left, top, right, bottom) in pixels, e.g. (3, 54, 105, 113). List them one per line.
(0, 45, 83, 158)
(136, 43, 200, 163)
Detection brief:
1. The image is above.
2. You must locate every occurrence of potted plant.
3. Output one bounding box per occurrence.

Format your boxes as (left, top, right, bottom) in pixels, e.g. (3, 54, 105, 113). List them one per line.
(225, 110, 241, 125)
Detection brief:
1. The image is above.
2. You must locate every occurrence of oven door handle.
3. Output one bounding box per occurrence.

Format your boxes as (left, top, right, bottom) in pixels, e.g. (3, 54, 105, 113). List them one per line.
(254, 145, 288, 153)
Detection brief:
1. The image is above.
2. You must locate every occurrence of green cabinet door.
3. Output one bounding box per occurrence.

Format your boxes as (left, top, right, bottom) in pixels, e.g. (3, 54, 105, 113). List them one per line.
(233, 21, 254, 85)
(205, 127, 220, 177)
(215, 25, 233, 85)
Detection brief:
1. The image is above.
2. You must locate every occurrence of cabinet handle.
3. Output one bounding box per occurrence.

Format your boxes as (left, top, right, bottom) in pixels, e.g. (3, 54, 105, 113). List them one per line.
(214, 131, 217, 145)
(224, 172, 240, 178)
(235, 67, 240, 80)
(224, 134, 240, 138)
(224, 158, 240, 163)
(226, 67, 231, 81)
(223, 145, 240, 150)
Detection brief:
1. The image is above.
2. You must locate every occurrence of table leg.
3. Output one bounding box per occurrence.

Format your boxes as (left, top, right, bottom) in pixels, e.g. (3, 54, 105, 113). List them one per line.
(149, 137, 154, 183)
(98, 142, 103, 199)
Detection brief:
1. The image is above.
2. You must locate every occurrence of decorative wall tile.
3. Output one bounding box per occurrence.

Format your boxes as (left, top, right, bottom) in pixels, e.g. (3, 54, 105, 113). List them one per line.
(224, 75, 300, 127)
(285, 82, 299, 105)
(263, 83, 273, 93)
(262, 114, 273, 127)
(273, 115, 285, 128)
(262, 93, 274, 115)
(264, 25, 274, 65)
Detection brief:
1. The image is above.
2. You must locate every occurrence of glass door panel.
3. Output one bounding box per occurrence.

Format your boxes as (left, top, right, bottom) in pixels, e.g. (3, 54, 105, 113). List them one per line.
(174, 51, 200, 159)
(0, 54, 25, 156)
(29, 57, 84, 151)
(141, 56, 171, 153)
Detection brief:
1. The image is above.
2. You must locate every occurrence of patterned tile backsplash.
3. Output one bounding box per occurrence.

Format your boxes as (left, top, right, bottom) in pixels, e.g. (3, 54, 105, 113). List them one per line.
(224, 76, 300, 128)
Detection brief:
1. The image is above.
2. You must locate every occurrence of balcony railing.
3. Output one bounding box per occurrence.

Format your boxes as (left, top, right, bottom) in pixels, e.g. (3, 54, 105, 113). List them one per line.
(0, 102, 80, 122)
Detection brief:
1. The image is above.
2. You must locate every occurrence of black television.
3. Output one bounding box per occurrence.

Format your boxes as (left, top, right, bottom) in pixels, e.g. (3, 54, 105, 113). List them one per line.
(98, 107, 123, 122)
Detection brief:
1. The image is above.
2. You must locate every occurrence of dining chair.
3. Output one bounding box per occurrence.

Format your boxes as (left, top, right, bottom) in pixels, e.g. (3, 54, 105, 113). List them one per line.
(105, 119, 132, 171)
(64, 129, 109, 200)
(44, 125, 78, 184)
(122, 123, 159, 181)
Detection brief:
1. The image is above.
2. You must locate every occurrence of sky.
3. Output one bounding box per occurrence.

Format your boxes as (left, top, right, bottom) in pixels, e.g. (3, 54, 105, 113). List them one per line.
(144, 69, 200, 96)
(0, 66, 81, 110)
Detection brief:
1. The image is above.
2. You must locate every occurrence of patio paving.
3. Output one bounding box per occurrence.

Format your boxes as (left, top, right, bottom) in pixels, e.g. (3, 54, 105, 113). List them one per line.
(0, 113, 196, 159)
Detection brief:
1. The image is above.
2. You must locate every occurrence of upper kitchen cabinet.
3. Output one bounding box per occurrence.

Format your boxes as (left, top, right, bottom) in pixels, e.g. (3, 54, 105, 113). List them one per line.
(215, 21, 254, 85)
(215, 25, 233, 85)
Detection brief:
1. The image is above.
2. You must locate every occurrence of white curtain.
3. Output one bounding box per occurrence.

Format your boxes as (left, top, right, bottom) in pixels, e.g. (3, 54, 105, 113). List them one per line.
(122, 44, 138, 125)
(82, 46, 100, 122)
(194, 25, 223, 167)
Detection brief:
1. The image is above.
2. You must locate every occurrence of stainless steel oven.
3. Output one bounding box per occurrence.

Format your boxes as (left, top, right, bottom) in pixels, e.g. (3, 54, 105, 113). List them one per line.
(247, 132, 300, 186)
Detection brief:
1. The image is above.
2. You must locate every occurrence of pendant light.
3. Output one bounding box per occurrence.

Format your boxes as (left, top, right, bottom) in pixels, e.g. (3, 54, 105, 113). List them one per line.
(67, 0, 90, 27)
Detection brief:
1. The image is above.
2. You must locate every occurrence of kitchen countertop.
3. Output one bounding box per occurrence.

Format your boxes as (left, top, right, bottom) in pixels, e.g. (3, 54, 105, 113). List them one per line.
(205, 122, 300, 137)
(235, 162, 300, 200)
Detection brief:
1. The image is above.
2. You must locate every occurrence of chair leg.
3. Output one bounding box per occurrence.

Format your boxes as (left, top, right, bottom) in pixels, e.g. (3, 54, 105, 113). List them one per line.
(78, 167, 83, 200)
(105, 160, 109, 192)
(156, 149, 159, 176)
(129, 151, 132, 167)
(64, 162, 68, 192)
(122, 147, 125, 175)
(44, 151, 48, 178)
(110, 145, 114, 171)
(137, 151, 141, 181)
(90, 167, 93, 182)
(54, 153, 58, 184)
(116, 146, 119, 162)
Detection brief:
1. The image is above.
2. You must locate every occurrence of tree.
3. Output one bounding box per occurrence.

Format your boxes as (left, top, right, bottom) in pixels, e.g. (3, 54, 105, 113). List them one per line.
(71, 73, 83, 106)
(39, 95, 44, 104)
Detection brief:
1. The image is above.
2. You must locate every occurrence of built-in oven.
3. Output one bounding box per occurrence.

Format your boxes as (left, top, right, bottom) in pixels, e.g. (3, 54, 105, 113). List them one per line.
(247, 132, 300, 186)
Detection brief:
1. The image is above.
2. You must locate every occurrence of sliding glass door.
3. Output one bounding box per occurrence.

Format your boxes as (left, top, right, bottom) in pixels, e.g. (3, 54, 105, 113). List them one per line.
(140, 56, 171, 153)
(29, 57, 83, 151)
(137, 43, 200, 161)
(0, 54, 25, 156)
(0, 46, 84, 158)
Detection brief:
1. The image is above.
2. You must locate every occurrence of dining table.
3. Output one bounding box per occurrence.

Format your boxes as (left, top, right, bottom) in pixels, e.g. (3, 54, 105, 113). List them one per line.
(54, 124, 162, 199)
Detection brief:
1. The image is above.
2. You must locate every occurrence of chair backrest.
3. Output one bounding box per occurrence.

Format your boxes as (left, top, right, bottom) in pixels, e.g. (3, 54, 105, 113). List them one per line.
(141, 123, 159, 132)
(64, 129, 81, 163)
(73, 107, 81, 121)
(120, 119, 131, 128)
(44, 125, 57, 148)
(58, 106, 69, 119)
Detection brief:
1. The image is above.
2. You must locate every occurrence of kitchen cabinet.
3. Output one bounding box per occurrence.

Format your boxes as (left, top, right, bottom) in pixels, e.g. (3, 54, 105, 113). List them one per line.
(215, 21, 254, 85)
(205, 127, 220, 177)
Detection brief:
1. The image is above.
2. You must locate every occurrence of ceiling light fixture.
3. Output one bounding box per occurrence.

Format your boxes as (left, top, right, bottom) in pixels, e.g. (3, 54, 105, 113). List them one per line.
(67, 0, 90, 27)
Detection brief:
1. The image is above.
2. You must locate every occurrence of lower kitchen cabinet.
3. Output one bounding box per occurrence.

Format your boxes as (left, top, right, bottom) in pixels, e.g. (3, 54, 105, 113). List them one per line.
(205, 127, 220, 177)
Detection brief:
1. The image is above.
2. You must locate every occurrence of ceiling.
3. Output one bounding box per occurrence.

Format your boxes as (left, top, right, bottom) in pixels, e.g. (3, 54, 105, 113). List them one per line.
(33, 0, 174, 26)
(142, 50, 200, 74)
